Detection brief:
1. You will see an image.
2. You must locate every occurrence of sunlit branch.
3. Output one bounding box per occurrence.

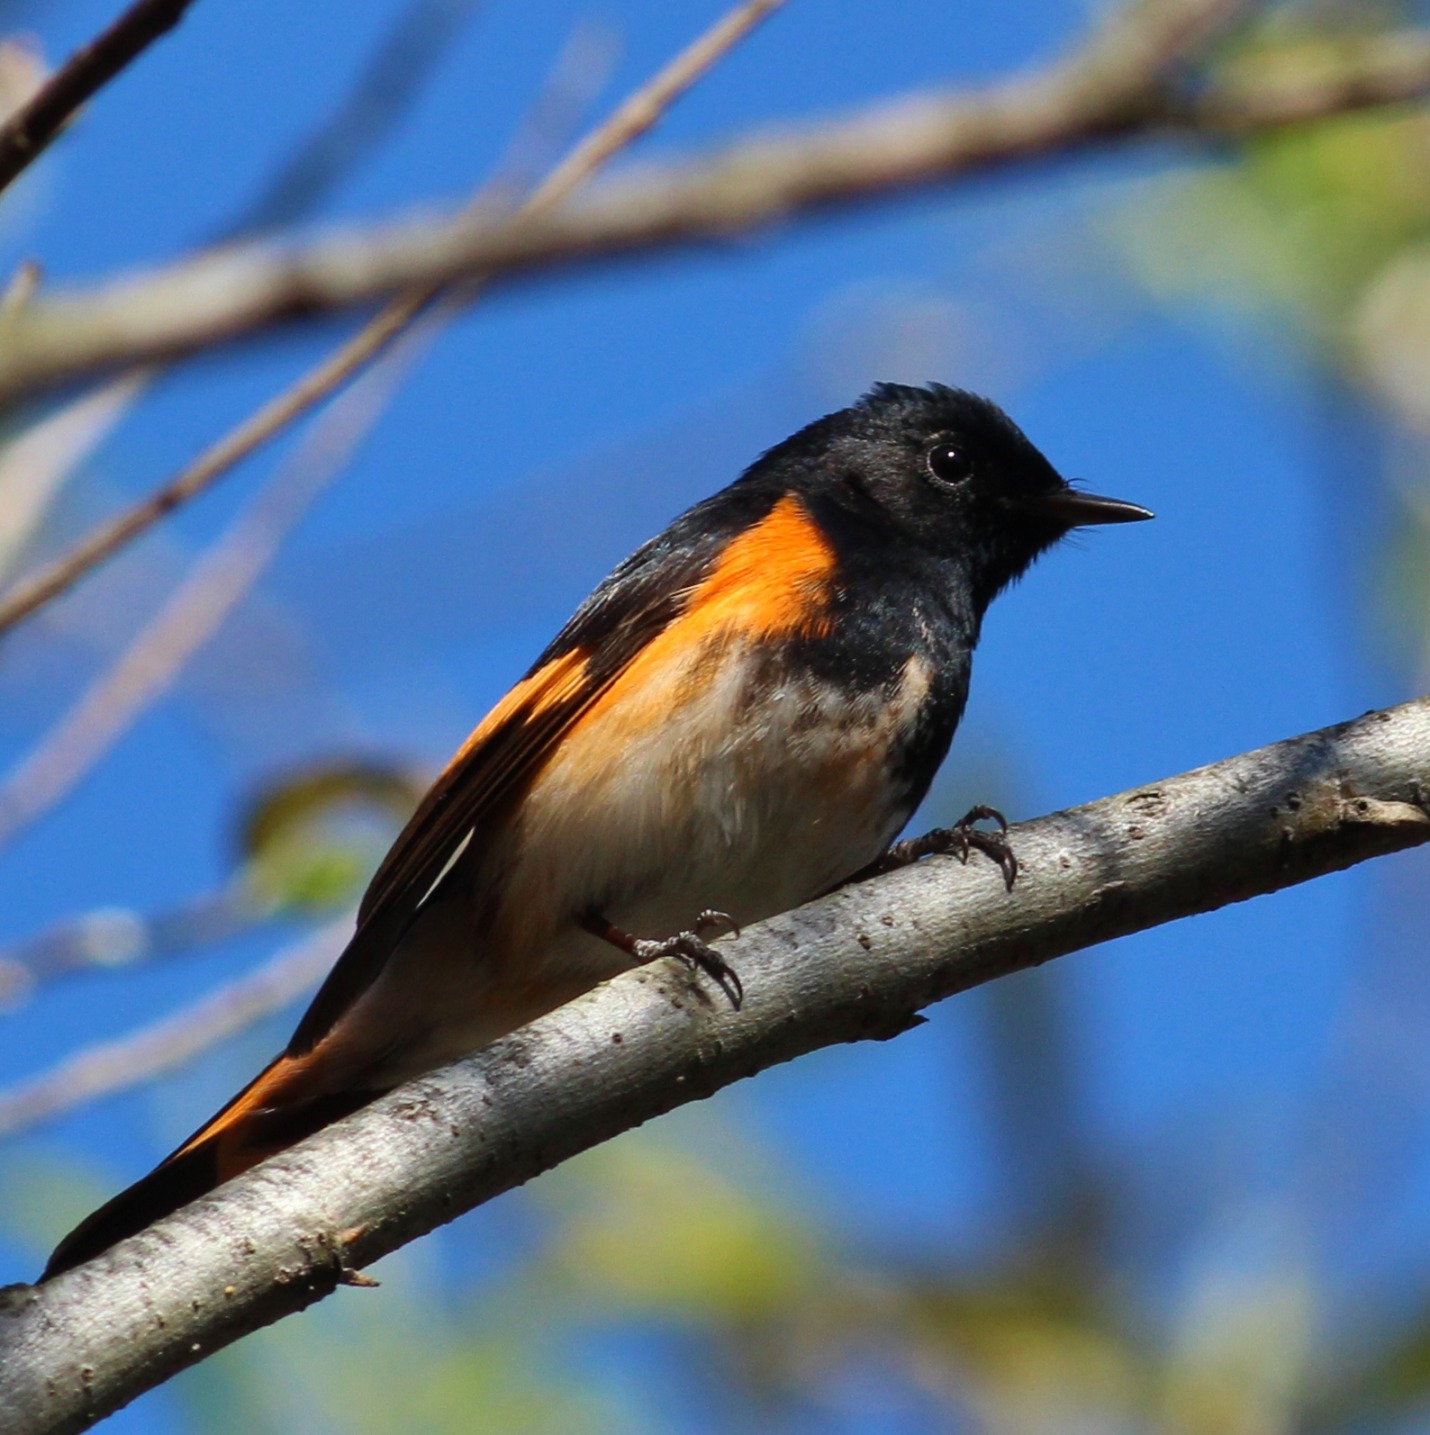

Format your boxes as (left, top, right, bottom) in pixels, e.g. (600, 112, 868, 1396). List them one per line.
(3, 696, 1428, 1434)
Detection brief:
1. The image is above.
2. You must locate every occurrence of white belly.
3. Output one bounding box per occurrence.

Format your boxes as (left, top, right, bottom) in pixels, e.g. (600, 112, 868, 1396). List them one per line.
(488, 640, 935, 983)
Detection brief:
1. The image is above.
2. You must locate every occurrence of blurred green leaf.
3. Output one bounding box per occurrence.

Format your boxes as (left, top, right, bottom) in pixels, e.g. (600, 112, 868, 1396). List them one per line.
(536, 1131, 832, 1326)
(182, 1243, 625, 1435)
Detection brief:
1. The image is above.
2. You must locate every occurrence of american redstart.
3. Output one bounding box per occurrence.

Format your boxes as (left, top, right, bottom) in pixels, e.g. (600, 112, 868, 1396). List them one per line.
(42, 382, 1149, 1280)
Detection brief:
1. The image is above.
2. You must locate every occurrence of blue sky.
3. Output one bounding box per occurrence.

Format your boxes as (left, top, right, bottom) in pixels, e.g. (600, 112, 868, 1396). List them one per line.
(1, 0, 1424, 1429)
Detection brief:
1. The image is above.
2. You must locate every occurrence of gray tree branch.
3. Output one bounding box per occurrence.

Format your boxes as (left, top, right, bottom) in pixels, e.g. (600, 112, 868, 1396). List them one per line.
(12, 3, 1430, 407)
(3, 695, 1428, 1435)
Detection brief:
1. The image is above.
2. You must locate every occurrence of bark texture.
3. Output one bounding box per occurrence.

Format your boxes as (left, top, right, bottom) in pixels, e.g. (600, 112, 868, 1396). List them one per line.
(2, 696, 1428, 1435)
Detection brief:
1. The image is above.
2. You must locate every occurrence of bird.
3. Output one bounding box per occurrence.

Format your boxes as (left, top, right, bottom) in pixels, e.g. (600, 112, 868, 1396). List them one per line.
(41, 382, 1150, 1281)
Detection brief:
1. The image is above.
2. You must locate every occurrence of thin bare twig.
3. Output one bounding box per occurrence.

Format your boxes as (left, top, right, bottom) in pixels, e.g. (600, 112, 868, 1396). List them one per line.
(0, 0, 200, 195)
(482, 22, 622, 204)
(0, 918, 348, 1139)
(4, 696, 1429, 1431)
(0, 0, 478, 629)
(0, 0, 787, 643)
(0, 326, 431, 853)
(0, 885, 268, 1009)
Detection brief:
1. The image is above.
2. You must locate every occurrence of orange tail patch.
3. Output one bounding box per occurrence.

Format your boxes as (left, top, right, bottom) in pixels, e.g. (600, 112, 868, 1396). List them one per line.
(41, 1053, 381, 1281)
(170, 1051, 308, 1180)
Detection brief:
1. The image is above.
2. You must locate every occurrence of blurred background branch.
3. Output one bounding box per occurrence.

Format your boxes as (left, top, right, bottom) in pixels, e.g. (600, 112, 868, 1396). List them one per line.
(224, 0, 486, 241)
(0, 0, 784, 642)
(12, 1, 1430, 416)
(0, 328, 430, 852)
(0, 887, 271, 1008)
(0, 756, 425, 1011)
(0, 917, 348, 1140)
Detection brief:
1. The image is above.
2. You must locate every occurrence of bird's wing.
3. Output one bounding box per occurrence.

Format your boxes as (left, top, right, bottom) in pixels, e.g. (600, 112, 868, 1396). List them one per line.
(283, 504, 746, 1057)
(38, 489, 833, 1279)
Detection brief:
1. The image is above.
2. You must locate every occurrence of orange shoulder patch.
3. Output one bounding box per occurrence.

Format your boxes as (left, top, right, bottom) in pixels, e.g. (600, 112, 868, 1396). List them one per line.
(554, 495, 836, 746)
(680, 493, 836, 643)
(516, 495, 839, 803)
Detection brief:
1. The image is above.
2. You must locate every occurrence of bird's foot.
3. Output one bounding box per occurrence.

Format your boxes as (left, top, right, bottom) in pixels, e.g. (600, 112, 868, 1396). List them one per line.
(878, 805, 1018, 891)
(583, 909, 744, 1009)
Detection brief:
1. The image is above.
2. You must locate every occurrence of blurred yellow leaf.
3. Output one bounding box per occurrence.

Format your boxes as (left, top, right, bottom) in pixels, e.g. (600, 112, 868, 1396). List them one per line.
(236, 760, 425, 914)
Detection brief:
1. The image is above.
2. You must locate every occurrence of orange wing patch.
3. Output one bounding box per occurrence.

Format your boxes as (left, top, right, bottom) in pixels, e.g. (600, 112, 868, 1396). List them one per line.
(441, 648, 592, 780)
(169, 1051, 308, 1175)
(357, 647, 592, 927)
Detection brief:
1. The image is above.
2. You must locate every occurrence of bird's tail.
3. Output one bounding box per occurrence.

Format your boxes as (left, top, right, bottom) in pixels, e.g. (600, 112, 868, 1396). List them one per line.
(41, 1052, 380, 1281)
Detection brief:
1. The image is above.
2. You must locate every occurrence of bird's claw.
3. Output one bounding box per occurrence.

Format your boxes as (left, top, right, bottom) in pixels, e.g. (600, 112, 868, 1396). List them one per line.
(583, 908, 744, 1008)
(633, 929, 744, 1010)
(695, 909, 740, 940)
(881, 804, 1018, 892)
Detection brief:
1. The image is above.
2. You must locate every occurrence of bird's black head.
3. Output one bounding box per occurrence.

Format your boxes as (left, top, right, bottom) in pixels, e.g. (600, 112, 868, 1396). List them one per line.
(758, 382, 1151, 611)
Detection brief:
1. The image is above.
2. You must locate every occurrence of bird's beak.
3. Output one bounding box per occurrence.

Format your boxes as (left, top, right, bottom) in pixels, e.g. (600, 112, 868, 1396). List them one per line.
(1027, 486, 1154, 526)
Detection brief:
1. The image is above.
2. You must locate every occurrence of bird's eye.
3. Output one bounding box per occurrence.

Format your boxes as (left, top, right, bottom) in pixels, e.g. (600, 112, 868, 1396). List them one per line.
(927, 443, 972, 486)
